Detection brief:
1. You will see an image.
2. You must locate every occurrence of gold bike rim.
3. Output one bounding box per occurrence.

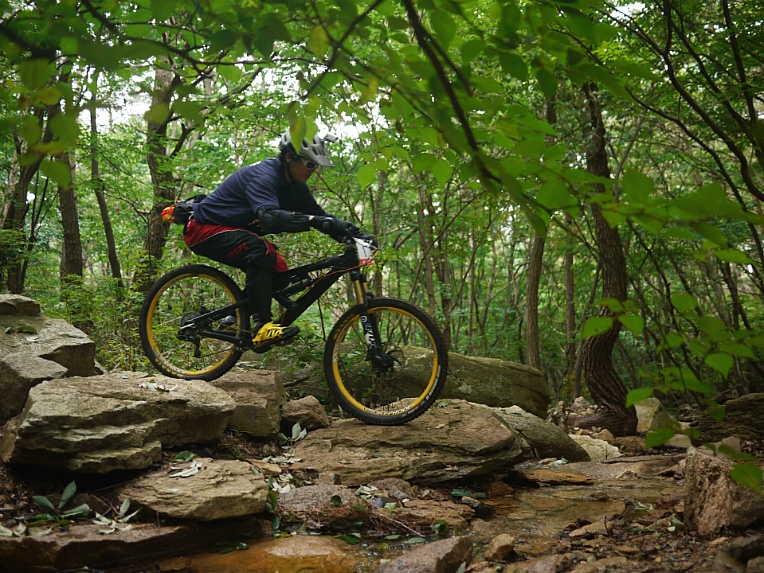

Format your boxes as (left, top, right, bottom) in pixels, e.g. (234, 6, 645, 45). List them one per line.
(331, 306, 440, 416)
(146, 272, 239, 377)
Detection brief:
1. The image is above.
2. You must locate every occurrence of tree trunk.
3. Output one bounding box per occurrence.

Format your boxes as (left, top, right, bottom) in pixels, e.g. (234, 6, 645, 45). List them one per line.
(579, 82, 637, 436)
(135, 63, 178, 292)
(57, 152, 83, 279)
(525, 233, 545, 369)
(89, 78, 124, 291)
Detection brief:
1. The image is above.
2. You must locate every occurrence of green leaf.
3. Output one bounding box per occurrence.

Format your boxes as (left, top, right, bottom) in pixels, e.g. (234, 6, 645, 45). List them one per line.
(534, 67, 557, 99)
(50, 112, 80, 145)
(59, 481, 77, 508)
(730, 463, 763, 495)
(621, 169, 654, 205)
(626, 387, 653, 408)
(431, 158, 453, 186)
(670, 294, 697, 314)
(713, 249, 754, 265)
(308, 26, 330, 58)
(705, 353, 733, 378)
(144, 103, 171, 126)
(33, 496, 56, 513)
(645, 426, 677, 449)
(582, 316, 613, 339)
(618, 313, 644, 335)
(18, 59, 55, 90)
(536, 180, 576, 211)
(151, 0, 176, 21)
(358, 163, 377, 188)
(40, 160, 71, 188)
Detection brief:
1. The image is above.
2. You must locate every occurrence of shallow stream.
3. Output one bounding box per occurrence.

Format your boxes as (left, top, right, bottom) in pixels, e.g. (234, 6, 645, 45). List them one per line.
(147, 456, 679, 573)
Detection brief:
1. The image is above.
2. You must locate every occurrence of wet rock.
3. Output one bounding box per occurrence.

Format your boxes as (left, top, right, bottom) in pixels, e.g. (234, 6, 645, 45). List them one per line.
(281, 395, 331, 430)
(376, 535, 473, 573)
(279, 484, 367, 517)
(1, 372, 235, 473)
(0, 519, 262, 573)
(293, 400, 523, 485)
(484, 533, 516, 561)
(385, 499, 475, 532)
(684, 447, 764, 536)
(163, 535, 362, 573)
(501, 552, 591, 573)
(120, 458, 269, 520)
(210, 370, 283, 437)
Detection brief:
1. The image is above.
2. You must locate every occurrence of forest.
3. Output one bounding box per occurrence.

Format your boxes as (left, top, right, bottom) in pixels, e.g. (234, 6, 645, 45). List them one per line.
(1, 0, 763, 442)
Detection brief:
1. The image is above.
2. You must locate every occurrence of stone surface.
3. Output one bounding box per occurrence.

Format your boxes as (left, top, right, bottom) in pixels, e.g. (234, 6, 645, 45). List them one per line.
(634, 396, 677, 433)
(484, 533, 516, 561)
(1, 372, 235, 473)
(210, 370, 283, 437)
(0, 519, 262, 573)
(376, 536, 473, 573)
(696, 393, 764, 443)
(684, 447, 764, 536)
(493, 406, 591, 463)
(292, 401, 588, 485)
(120, 458, 269, 521)
(293, 400, 524, 485)
(440, 352, 550, 418)
(281, 395, 331, 430)
(569, 434, 621, 461)
(0, 294, 97, 423)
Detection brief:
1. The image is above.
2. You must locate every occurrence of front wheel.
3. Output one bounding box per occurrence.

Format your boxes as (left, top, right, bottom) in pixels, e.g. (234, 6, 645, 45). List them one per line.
(324, 298, 448, 425)
(139, 264, 247, 380)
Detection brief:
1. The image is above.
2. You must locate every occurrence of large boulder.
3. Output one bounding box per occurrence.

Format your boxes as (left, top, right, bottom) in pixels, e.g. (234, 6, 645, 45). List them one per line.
(442, 352, 550, 418)
(292, 400, 585, 485)
(696, 393, 764, 443)
(684, 447, 764, 536)
(0, 294, 97, 423)
(0, 372, 235, 473)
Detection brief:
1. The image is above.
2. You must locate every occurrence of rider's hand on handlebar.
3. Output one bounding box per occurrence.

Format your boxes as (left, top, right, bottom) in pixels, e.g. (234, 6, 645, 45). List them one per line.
(311, 216, 359, 242)
(356, 231, 378, 249)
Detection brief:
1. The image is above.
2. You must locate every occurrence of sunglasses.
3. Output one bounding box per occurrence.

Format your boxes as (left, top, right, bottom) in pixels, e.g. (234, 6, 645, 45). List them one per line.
(298, 156, 319, 171)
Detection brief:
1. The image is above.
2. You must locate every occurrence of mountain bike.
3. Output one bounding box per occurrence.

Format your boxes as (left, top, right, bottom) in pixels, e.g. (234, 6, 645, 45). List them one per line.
(139, 236, 449, 425)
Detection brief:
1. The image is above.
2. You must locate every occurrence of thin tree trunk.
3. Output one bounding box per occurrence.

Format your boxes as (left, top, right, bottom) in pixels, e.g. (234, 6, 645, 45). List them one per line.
(57, 151, 83, 279)
(579, 82, 637, 436)
(525, 234, 545, 369)
(89, 76, 124, 291)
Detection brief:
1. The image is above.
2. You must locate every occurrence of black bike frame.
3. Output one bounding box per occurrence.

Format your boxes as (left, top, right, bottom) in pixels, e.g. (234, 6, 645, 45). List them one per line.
(183, 241, 371, 349)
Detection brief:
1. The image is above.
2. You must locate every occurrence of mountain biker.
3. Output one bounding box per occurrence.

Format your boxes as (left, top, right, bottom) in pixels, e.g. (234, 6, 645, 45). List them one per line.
(183, 130, 360, 349)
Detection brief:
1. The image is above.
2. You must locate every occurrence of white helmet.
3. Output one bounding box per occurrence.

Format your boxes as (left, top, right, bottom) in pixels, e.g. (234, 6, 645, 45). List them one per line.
(279, 131, 336, 167)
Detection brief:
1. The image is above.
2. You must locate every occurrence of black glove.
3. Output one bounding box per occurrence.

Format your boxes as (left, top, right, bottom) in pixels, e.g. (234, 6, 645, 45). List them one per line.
(311, 216, 359, 242)
(356, 231, 378, 249)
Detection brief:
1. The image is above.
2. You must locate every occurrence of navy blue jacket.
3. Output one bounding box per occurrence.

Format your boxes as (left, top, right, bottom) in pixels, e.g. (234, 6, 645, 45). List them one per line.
(192, 157, 327, 230)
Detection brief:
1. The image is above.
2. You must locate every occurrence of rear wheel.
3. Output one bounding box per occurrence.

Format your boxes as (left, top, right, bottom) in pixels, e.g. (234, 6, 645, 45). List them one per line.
(139, 265, 247, 380)
(323, 297, 448, 425)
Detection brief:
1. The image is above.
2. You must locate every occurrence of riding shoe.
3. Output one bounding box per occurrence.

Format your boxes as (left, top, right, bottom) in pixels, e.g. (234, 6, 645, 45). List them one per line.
(252, 321, 299, 347)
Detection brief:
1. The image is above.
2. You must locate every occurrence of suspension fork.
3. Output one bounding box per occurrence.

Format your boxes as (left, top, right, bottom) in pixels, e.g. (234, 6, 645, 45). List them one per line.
(350, 270, 392, 371)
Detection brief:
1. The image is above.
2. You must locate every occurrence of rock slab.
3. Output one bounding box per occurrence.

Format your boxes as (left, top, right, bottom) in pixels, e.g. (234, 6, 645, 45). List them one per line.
(121, 458, 269, 521)
(0, 294, 97, 423)
(0, 372, 235, 473)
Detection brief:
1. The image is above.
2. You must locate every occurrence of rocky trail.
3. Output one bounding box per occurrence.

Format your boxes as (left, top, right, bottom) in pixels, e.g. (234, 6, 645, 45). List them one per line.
(1, 294, 763, 572)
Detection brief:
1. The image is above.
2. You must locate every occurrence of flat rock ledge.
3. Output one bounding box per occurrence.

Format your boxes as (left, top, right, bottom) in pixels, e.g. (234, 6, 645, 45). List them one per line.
(120, 458, 270, 521)
(0, 372, 235, 473)
(292, 401, 589, 486)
